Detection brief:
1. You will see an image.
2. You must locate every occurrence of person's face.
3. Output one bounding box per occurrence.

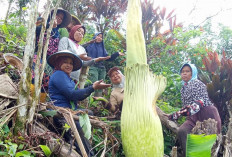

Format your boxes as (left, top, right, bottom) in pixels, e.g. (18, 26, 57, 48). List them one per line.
(74, 27, 85, 42)
(56, 12, 64, 25)
(181, 66, 192, 82)
(95, 34, 103, 43)
(110, 71, 122, 85)
(52, 19, 58, 28)
(60, 57, 73, 75)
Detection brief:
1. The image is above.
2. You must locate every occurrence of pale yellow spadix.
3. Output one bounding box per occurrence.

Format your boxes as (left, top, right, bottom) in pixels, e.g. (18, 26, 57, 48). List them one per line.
(121, 0, 167, 156)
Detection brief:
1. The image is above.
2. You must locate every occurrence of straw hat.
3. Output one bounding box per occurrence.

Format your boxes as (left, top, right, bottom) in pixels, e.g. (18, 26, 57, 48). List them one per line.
(3, 53, 23, 71)
(47, 50, 82, 71)
(71, 15, 81, 25)
(50, 8, 72, 28)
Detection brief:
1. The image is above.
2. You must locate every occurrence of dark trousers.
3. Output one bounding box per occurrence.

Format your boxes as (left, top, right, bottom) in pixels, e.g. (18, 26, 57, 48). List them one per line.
(177, 105, 221, 156)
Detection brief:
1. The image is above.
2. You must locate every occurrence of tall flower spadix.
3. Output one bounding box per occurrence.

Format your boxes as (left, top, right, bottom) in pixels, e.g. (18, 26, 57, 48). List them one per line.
(121, 0, 167, 156)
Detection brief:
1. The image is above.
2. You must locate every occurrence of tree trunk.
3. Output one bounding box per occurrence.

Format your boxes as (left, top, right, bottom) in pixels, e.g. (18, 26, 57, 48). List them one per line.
(223, 118, 232, 157)
(156, 106, 179, 134)
(79, 67, 89, 89)
(28, 0, 52, 123)
(4, 0, 13, 24)
(29, 0, 61, 123)
(15, 0, 39, 135)
(191, 118, 222, 157)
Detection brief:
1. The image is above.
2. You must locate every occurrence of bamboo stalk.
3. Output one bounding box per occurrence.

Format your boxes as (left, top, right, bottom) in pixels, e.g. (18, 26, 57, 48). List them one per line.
(63, 112, 88, 157)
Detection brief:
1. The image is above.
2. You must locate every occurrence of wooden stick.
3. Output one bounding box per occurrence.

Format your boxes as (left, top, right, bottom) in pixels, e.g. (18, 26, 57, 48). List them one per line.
(63, 111, 88, 157)
(0, 93, 18, 99)
(100, 129, 108, 157)
(0, 109, 17, 126)
(34, 122, 81, 157)
(0, 104, 26, 115)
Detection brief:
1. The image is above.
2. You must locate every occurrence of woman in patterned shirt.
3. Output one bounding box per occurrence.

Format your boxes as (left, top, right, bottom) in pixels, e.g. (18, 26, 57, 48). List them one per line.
(166, 63, 221, 156)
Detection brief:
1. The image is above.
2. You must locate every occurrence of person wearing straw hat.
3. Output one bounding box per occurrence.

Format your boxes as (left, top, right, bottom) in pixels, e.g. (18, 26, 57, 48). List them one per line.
(48, 50, 110, 156)
(31, 8, 72, 103)
(59, 14, 82, 38)
(35, 8, 72, 58)
(67, 15, 81, 32)
(48, 50, 111, 110)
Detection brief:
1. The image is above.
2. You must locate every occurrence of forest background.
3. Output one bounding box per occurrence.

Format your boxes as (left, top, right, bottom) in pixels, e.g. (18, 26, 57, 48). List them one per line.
(0, 0, 232, 156)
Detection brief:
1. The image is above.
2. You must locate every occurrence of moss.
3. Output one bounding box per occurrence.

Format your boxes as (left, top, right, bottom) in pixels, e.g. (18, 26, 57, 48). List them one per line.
(15, 66, 32, 135)
(13, 114, 25, 135)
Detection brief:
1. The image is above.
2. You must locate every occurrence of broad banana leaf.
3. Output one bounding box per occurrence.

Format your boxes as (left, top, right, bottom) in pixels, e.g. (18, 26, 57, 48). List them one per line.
(186, 134, 217, 157)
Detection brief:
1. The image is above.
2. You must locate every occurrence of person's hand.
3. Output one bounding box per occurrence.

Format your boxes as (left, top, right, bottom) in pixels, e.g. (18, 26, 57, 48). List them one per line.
(79, 53, 92, 61)
(51, 19, 57, 28)
(118, 52, 125, 56)
(93, 80, 111, 90)
(92, 96, 104, 100)
(163, 113, 170, 117)
(163, 113, 173, 120)
(94, 56, 111, 62)
(36, 18, 44, 26)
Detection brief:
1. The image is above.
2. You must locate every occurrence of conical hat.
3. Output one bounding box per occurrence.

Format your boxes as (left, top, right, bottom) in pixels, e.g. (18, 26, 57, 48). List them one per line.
(47, 50, 82, 71)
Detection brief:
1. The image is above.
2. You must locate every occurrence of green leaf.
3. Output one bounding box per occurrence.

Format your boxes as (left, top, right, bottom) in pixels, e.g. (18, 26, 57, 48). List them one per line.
(93, 97, 109, 103)
(63, 123, 71, 132)
(186, 134, 217, 157)
(0, 151, 8, 156)
(79, 114, 92, 140)
(69, 83, 79, 110)
(2, 124, 10, 134)
(16, 150, 31, 157)
(8, 143, 18, 156)
(39, 145, 51, 157)
(18, 144, 24, 150)
(70, 101, 76, 111)
(22, 7, 27, 11)
(39, 110, 57, 117)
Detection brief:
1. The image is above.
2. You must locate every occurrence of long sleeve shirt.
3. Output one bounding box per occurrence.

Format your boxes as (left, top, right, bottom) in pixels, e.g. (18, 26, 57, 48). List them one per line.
(169, 79, 213, 120)
(49, 70, 94, 109)
(86, 41, 119, 68)
(58, 37, 94, 81)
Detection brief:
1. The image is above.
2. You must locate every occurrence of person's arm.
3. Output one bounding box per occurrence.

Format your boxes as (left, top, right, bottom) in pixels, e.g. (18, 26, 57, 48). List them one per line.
(82, 60, 95, 67)
(82, 56, 111, 67)
(53, 71, 94, 101)
(109, 94, 118, 112)
(106, 52, 124, 61)
(168, 81, 209, 120)
(105, 52, 119, 61)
